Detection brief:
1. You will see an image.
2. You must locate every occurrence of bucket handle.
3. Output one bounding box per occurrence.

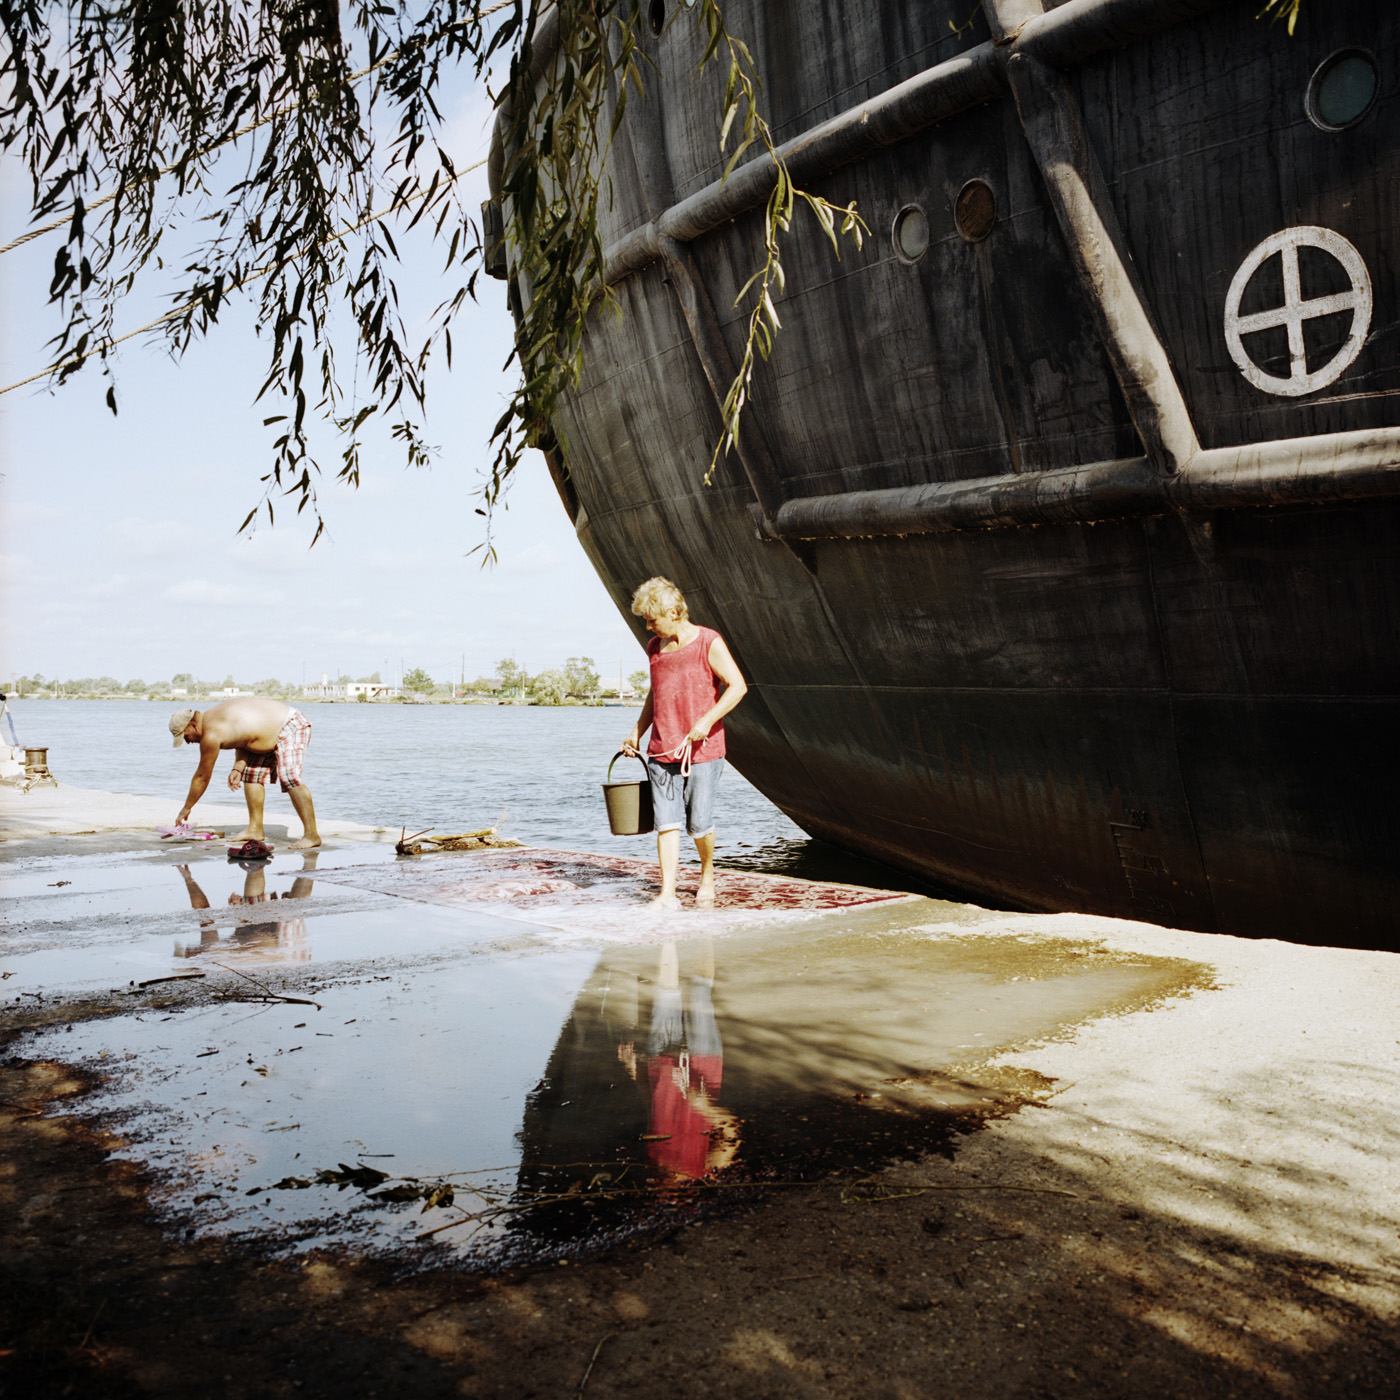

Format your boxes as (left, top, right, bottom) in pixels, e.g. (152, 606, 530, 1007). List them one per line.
(606, 749, 649, 784)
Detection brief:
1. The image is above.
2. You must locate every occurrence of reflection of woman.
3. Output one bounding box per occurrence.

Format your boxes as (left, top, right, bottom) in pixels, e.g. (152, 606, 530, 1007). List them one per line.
(508, 939, 737, 1250)
(619, 939, 737, 1181)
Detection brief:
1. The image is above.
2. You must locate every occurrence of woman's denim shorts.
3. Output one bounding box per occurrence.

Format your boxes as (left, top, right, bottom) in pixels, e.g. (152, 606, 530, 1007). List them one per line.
(646, 756, 726, 838)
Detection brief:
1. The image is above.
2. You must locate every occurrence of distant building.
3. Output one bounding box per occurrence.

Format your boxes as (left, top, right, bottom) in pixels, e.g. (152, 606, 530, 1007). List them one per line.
(302, 672, 345, 700)
(598, 675, 639, 699)
(345, 681, 400, 699)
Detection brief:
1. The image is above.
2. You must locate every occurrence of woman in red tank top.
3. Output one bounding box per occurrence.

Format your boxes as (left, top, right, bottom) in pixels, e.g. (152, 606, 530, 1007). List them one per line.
(621, 577, 748, 909)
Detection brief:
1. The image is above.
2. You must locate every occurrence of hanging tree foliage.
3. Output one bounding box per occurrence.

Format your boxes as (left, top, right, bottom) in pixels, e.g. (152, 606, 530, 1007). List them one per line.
(0, 0, 863, 542)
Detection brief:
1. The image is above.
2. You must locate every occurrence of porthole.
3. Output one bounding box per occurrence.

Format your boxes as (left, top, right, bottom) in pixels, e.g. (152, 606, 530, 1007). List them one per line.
(649, 0, 666, 37)
(892, 205, 930, 264)
(1306, 49, 1379, 131)
(955, 180, 996, 243)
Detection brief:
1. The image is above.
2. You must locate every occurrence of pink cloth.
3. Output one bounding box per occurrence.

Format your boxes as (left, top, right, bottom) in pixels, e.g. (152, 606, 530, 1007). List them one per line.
(156, 824, 216, 840)
(647, 626, 726, 763)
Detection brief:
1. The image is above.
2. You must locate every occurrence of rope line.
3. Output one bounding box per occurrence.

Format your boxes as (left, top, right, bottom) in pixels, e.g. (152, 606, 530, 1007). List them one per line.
(0, 156, 485, 398)
(0, 0, 513, 260)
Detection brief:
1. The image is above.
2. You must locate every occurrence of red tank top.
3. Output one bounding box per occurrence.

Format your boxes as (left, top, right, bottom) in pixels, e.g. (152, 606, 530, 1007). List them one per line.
(647, 625, 727, 763)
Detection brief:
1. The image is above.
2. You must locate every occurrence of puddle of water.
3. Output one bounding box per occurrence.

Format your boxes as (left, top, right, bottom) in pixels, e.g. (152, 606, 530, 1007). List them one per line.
(22, 918, 1210, 1270)
(0, 848, 397, 922)
(32, 948, 596, 1259)
(0, 900, 554, 994)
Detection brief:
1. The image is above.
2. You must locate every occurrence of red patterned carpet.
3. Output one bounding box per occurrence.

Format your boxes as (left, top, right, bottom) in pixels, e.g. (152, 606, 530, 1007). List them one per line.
(314, 847, 915, 930)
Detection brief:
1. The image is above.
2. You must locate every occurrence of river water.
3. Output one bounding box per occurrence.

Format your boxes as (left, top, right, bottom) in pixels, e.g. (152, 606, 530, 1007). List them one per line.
(7, 698, 936, 891)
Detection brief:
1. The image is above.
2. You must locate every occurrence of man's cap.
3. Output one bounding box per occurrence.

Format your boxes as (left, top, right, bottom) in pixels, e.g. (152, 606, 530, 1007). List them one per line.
(169, 708, 197, 747)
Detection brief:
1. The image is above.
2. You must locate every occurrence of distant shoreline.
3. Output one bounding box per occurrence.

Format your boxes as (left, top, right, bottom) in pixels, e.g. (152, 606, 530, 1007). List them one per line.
(3, 695, 641, 707)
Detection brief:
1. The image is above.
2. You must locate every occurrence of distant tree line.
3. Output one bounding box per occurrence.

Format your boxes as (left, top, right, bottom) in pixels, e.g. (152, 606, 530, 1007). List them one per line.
(398, 657, 649, 704)
(492, 657, 648, 705)
(2, 673, 295, 699)
(400, 652, 649, 700)
(3, 662, 650, 705)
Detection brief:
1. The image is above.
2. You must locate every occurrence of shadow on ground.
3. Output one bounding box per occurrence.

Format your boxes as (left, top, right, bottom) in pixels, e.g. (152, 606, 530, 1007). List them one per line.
(2, 1018, 1396, 1397)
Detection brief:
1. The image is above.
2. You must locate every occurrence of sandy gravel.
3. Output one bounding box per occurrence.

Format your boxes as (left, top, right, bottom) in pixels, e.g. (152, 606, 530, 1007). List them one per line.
(933, 911, 1400, 1390)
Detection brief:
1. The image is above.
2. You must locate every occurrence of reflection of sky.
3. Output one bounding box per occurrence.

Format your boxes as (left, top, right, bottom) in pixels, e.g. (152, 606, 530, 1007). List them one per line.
(0, 64, 641, 686)
(24, 945, 599, 1259)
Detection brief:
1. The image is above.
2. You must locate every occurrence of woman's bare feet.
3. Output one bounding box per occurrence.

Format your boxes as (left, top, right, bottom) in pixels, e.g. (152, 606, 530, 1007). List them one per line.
(288, 835, 322, 850)
(694, 884, 716, 909)
(648, 892, 681, 910)
(232, 826, 264, 842)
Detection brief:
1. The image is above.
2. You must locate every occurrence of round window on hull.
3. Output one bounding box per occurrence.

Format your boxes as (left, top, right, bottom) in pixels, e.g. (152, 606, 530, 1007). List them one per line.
(892, 205, 930, 264)
(1306, 49, 1379, 131)
(649, 0, 666, 37)
(955, 180, 996, 243)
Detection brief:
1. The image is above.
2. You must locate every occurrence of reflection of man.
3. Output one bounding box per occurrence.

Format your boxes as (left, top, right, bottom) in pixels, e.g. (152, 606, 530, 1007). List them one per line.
(171, 697, 320, 849)
(175, 853, 317, 961)
(617, 938, 737, 1180)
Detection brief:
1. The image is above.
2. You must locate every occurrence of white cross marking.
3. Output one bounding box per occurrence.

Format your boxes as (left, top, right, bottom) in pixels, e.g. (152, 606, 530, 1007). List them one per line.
(1223, 226, 1372, 398)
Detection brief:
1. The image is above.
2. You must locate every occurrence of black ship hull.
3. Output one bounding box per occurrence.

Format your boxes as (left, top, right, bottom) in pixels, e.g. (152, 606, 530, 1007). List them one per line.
(492, 0, 1400, 946)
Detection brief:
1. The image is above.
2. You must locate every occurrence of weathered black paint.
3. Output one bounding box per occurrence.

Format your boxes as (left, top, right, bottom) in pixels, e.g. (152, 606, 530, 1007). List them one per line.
(495, 0, 1400, 947)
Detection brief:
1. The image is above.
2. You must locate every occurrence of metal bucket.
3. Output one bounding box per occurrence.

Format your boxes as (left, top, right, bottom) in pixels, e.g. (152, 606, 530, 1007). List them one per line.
(602, 751, 653, 836)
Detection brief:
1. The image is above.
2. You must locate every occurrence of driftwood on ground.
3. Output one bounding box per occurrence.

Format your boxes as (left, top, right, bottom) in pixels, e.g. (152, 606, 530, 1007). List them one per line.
(395, 826, 524, 856)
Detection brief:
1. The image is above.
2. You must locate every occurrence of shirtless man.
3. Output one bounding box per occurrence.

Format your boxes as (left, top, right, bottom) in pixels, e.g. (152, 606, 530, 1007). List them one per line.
(171, 697, 321, 849)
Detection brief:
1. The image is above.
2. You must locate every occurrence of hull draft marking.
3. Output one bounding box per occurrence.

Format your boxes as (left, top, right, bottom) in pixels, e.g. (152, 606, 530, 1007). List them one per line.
(1224, 226, 1373, 397)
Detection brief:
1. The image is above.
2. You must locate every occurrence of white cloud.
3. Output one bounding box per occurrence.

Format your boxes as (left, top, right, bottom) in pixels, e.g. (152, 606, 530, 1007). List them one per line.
(159, 579, 249, 607)
(0, 550, 32, 581)
(116, 518, 203, 563)
(2, 501, 63, 529)
(85, 573, 134, 600)
(225, 528, 320, 576)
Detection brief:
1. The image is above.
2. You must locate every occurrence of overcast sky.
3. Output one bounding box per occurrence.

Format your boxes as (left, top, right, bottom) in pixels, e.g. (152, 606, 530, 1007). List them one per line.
(0, 65, 644, 691)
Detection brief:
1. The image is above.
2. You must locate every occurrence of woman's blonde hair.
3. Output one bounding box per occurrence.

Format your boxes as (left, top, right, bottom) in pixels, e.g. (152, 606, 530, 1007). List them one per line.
(630, 576, 688, 621)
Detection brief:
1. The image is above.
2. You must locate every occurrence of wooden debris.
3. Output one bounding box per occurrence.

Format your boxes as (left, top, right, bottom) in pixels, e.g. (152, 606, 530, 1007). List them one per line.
(206, 962, 322, 1010)
(395, 824, 524, 855)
